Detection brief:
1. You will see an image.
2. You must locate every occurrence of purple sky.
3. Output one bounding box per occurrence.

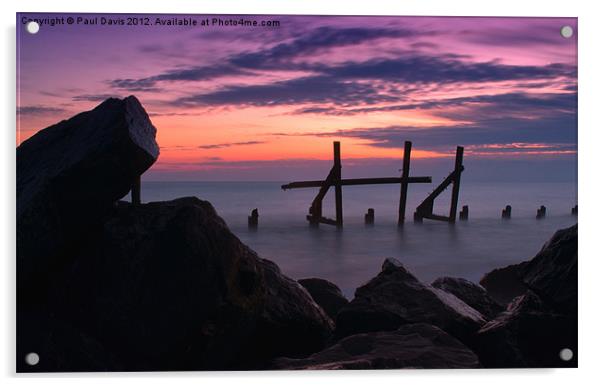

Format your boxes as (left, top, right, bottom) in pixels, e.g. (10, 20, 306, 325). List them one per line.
(17, 14, 577, 182)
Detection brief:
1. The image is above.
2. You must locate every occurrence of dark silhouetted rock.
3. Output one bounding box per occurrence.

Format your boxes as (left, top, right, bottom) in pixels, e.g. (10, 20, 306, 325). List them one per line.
(520, 224, 577, 315)
(299, 278, 349, 320)
(272, 323, 480, 370)
(475, 291, 577, 368)
(432, 277, 503, 320)
(18, 198, 334, 372)
(335, 258, 485, 346)
(479, 261, 529, 305)
(17, 96, 160, 297)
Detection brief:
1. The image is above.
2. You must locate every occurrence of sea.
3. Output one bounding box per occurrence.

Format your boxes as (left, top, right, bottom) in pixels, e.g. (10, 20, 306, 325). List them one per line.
(141, 181, 577, 298)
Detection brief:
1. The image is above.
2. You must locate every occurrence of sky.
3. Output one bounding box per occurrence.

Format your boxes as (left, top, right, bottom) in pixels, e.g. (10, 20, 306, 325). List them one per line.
(16, 14, 577, 182)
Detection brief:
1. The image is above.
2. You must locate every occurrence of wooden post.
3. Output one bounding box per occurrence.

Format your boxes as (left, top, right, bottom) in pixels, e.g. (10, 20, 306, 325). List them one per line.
(502, 205, 512, 219)
(333, 141, 343, 228)
(449, 146, 464, 223)
(248, 208, 259, 228)
(459, 205, 469, 220)
(398, 141, 412, 226)
(131, 175, 141, 206)
(413, 211, 423, 223)
(365, 208, 375, 224)
(571, 205, 578, 215)
(536, 205, 546, 219)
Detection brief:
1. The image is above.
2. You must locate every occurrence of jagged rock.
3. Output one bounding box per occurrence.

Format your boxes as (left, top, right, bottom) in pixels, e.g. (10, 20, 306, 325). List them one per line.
(432, 277, 503, 320)
(520, 224, 577, 315)
(475, 291, 577, 368)
(18, 198, 334, 372)
(17, 96, 160, 297)
(299, 278, 349, 320)
(479, 224, 577, 312)
(480, 261, 529, 305)
(272, 323, 480, 370)
(335, 258, 486, 346)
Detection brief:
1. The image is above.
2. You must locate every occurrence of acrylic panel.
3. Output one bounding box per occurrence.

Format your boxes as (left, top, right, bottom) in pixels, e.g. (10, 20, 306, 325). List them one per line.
(16, 13, 577, 372)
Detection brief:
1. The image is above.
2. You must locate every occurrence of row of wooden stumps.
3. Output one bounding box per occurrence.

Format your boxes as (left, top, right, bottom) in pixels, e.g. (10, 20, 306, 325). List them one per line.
(281, 141, 467, 228)
(247, 202, 578, 228)
(354, 202, 576, 225)
(499, 204, 577, 219)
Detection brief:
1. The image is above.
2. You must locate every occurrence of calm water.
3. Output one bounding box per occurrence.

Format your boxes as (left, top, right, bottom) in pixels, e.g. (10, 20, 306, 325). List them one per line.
(140, 181, 577, 298)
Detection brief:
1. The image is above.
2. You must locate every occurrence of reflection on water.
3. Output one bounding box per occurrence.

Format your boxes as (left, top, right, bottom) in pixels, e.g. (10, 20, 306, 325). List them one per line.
(142, 181, 577, 298)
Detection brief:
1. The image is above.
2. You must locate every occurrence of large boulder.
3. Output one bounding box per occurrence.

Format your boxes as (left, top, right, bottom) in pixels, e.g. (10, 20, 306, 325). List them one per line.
(335, 258, 486, 346)
(17, 96, 160, 297)
(272, 323, 480, 370)
(298, 278, 349, 320)
(17, 198, 334, 371)
(432, 277, 503, 320)
(520, 224, 577, 315)
(475, 291, 577, 368)
(479, 261, 529, 305)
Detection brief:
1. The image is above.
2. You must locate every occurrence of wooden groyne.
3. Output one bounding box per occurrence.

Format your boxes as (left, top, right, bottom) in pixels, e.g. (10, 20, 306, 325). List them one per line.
(282, 141, 467, 227)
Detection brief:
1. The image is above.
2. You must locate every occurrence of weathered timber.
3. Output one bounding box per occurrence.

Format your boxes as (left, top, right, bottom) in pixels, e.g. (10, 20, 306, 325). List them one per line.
(308, 168, 336, 225)
(284, 141, 467, 227)
(449, 147, 464, 222)
(459, 205, 469, 221)
(502, 205, 512, 219)
(334, 142, 343, 228)
(398, 141, 412, 225)
(284, 141, 432, 227)
(281, 176, 431, 190)
(414, 146, 465, 223)
(536, 205, 547, 219)
(131, 175, 141, 206)
(365, 208, 375, 225)
(248, 208, 258, 228)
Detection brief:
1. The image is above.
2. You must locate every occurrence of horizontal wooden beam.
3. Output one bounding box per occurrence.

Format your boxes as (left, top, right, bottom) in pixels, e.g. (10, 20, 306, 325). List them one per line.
(419, 213, 451, 222)
(306, 215, 339, 226)
(282, 176, 432, 190)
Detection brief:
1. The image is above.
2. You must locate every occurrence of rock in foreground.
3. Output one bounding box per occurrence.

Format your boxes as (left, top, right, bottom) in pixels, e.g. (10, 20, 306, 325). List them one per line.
(475, 224, 577, 367)
(520, 224, 577, 315)
(273, 323, 480, 370)
(475, 291, 577, 368)
(479, 261, 529, 305)
(17, 96, 160, 296)
(18, 198, 333, 371)
(299, 278, 349, 320)
(432, 277, 503, 320)
(335, 258, 486, 346)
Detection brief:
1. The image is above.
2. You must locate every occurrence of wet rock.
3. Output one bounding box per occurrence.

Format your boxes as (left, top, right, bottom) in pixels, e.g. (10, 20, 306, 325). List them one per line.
(432, 277, 503, 320)
(475, 291, 577, 368)
(299, 278, 349, 320)
(479, 261, 529, 305)
(272, 323, 480, 370)
(17, 96, 160, 297)
(335, 258, 486, 346)
(18, 197, 333, 371)
(520, 224, 577, 315)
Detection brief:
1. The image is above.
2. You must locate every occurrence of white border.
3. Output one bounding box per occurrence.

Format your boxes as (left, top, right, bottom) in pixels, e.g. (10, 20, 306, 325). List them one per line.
(2, 1, 601, 385)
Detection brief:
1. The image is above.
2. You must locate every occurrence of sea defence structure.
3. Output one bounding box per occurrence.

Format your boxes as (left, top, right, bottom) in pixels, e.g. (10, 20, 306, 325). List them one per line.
(413, 146, 464, 223)
(282, 141, 466, 227)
